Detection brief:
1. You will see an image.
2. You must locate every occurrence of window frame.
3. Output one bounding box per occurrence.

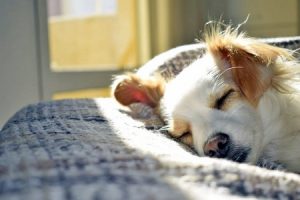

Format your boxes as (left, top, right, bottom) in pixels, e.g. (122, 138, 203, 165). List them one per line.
(35, 0, 119, 100)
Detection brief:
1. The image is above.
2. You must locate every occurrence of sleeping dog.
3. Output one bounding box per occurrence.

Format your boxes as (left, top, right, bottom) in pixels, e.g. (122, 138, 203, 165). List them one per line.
(112, 24, 300, 173)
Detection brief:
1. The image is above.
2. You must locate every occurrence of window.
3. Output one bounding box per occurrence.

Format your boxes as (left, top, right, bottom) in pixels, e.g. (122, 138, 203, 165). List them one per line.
(48, 0, 144, 72)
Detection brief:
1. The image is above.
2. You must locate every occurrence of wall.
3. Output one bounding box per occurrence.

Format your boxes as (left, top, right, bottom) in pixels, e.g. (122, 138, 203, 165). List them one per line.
(226, 0, 299, 37)
(0, 0, 41, 128)
(0, 0, 123, 127)
(149, 0, 299, 57)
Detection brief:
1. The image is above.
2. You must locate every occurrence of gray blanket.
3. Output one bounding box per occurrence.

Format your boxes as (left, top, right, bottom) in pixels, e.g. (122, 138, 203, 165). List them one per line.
(1, 98, 300, 200)
(1, 37, 300, 200)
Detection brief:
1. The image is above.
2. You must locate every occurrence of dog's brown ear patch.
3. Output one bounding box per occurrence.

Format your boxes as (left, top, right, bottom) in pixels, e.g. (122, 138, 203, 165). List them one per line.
(205, 27, 289, 106)
(112, 73, 164, 108)
(212, 45, 269, 106)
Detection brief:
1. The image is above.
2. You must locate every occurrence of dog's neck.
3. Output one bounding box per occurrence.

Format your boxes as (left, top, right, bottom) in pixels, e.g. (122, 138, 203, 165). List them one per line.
(259, 90, 300, 141)
(259, 90, 284, 140)
(258, 89, 300, 168)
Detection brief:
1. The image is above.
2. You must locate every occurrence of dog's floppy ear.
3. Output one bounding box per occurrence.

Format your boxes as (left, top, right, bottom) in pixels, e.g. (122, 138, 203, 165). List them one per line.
(206, 29, 288, 105)
(112, 73, 164, 108)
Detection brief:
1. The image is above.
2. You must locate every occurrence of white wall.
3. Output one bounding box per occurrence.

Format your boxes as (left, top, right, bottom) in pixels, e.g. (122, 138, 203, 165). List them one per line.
(0, 0, 41, 128)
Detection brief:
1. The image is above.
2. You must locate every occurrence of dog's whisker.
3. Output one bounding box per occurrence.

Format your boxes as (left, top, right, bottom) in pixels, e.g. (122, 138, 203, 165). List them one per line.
(291, 48, 300, 55)
(235, 153, 242, 162)
(220, 66, 244, 78)
(213, 66, 244, 93)
(158, 125, 170, 132)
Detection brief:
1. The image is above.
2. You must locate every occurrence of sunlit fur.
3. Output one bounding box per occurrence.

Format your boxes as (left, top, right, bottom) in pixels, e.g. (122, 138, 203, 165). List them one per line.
(112, 24, 300, 173)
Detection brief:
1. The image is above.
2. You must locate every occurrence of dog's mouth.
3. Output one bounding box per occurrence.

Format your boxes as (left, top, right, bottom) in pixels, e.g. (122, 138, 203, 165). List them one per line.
(226, 145, 251, 163)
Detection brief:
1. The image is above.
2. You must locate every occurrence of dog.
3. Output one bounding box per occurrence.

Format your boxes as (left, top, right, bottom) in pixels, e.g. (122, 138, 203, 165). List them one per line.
(112, 24, 300, 173)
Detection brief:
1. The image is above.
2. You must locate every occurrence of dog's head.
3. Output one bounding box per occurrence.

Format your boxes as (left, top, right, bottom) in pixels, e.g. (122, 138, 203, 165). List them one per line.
(112, 25, 293, 164)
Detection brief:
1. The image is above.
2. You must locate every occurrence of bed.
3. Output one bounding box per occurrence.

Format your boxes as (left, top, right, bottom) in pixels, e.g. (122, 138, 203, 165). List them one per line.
(1, 37, 300, 200)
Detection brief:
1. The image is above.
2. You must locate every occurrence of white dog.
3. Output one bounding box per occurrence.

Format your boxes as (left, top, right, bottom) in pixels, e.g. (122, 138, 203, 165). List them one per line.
(112, 24, 300, 173)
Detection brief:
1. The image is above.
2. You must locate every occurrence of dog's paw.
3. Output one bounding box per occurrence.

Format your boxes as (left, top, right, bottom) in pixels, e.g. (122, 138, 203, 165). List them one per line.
(129, 103, 154, 118)
(128, 103, 164, 129)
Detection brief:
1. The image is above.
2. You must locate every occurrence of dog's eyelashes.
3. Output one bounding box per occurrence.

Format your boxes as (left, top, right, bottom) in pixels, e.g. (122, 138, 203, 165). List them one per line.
(215, 89, 235, 110)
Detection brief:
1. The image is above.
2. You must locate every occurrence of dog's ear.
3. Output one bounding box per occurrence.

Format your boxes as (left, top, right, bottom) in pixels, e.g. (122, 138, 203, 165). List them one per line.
(207, 34, 288, 105)
(112, 73, 164, 108)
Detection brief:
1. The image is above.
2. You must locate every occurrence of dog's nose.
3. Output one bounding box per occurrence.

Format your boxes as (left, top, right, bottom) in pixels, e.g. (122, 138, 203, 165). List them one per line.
(203, 133, 230, 158)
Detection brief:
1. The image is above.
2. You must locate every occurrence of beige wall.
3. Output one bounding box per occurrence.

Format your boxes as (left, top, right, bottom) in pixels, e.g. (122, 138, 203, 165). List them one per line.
(227, 0, 299, 37)
(149, 0, 299, 56)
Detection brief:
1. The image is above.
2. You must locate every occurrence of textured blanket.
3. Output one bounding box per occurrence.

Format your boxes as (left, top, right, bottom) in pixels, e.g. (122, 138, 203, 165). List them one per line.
(1, 37, 300, 199)
(1, 98, 300, 200)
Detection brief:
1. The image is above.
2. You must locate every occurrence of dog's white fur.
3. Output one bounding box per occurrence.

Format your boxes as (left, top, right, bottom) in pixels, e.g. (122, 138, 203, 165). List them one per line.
(112, 24, 300, 173)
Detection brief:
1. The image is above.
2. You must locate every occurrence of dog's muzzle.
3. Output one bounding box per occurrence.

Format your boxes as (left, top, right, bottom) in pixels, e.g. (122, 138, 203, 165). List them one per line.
(203, 133, 250, 163)
(203, 133, 230, 158)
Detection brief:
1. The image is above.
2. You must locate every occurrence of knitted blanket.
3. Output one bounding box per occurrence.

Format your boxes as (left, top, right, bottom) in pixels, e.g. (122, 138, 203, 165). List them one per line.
(1, 37, 300, 199)
(1, 98, 300, 200)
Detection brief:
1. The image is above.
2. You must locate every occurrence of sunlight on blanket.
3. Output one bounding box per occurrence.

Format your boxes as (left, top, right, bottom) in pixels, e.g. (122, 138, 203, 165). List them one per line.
(94, 98, 200, 165)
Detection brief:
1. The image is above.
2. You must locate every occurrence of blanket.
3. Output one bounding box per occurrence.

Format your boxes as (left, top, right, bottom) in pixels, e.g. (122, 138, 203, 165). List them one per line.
(1, 98, 300, 200)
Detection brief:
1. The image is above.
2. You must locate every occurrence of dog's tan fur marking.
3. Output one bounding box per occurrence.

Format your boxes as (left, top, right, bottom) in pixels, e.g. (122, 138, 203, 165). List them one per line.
(112, 73, 165, 108)
(178, 133, 193, 146)
(204, 24, 295, 106)
(169, 118, 190, 138)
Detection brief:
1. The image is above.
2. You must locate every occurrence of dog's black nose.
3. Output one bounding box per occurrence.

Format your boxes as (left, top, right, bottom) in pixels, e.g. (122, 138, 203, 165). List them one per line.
(203, 133, 230, 158)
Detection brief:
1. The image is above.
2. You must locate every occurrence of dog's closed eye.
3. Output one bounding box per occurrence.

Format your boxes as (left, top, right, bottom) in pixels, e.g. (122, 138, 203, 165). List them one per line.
(214, 89, 235, 110)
